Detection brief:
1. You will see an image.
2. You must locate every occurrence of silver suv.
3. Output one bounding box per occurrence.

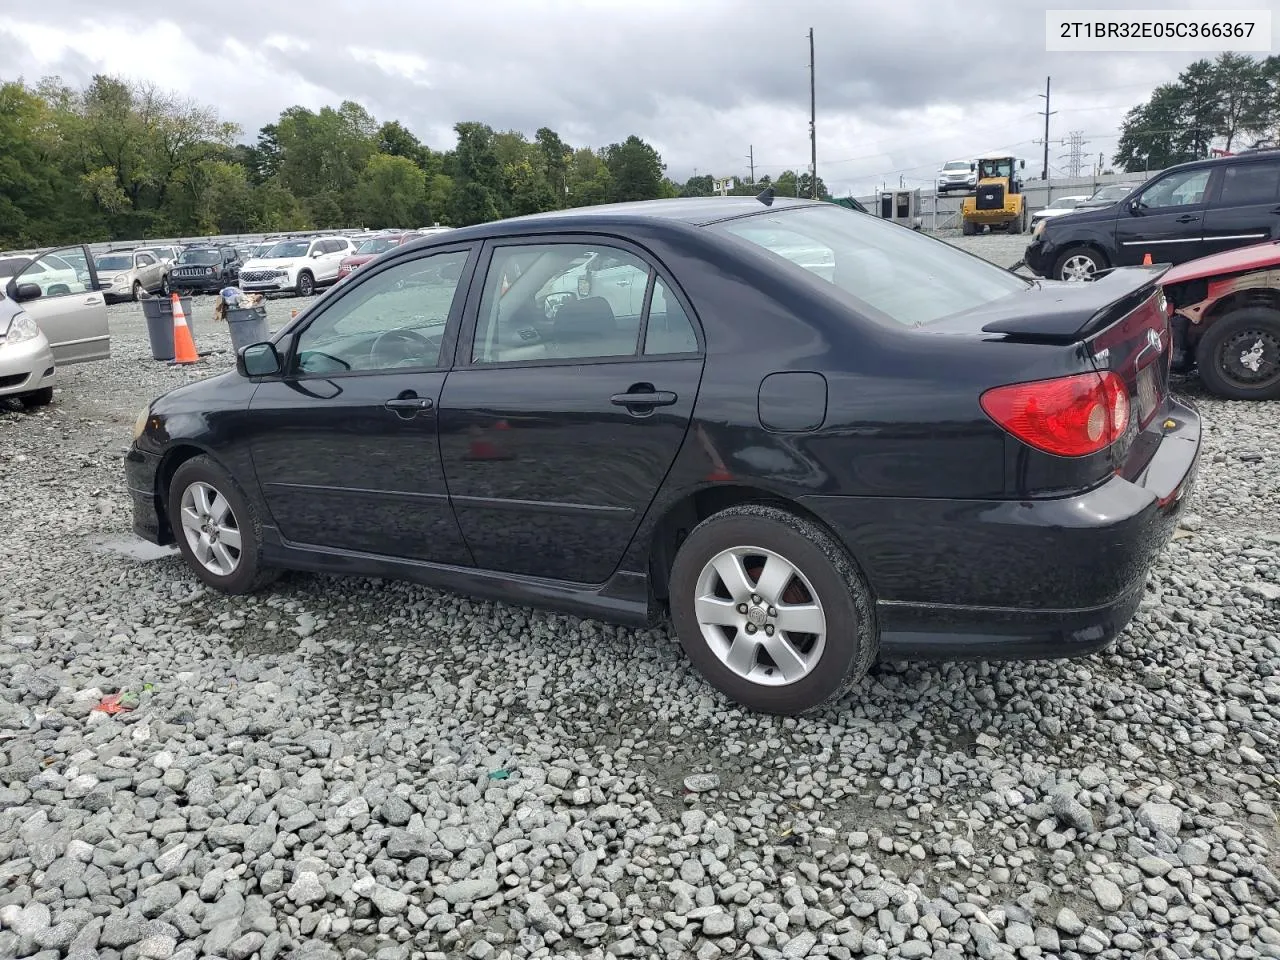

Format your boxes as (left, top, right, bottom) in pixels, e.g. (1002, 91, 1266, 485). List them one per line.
(936, 159, 977, 195)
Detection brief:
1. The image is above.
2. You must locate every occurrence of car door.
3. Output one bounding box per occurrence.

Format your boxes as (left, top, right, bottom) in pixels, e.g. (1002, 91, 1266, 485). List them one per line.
(438, 236, 705, 583)
(1114, 166, 1215, 267)
(1200, 158, 1280, 255)
(134, 252, 161, 291)
(318, 239, 346, 282)
(7, 244, 109, 364)
(245, 244, 476, 562)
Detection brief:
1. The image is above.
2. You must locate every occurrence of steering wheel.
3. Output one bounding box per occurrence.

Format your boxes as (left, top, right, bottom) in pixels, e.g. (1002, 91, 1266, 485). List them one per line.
(369, 328, 438, 367)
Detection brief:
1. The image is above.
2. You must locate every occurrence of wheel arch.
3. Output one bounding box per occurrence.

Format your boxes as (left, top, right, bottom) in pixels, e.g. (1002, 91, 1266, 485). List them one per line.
(646, 483, 875, 608)
(154, 442, 221, 540)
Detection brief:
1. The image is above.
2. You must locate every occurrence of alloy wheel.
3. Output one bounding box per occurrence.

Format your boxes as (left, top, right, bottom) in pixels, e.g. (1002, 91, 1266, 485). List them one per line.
(179, 481, 243, 576)
(1060, 254, 1098, 282)
(693, 546, 827, 686)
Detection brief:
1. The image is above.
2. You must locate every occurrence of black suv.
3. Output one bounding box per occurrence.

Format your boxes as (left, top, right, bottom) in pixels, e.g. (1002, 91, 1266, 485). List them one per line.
(170, 246, 242, 294)
(1024, 149, 1280, 281)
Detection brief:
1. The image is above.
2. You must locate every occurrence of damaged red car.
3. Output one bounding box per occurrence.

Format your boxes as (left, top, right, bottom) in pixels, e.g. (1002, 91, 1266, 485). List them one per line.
(337, 234, 417, 282)
(1163, 241, 1280, 400)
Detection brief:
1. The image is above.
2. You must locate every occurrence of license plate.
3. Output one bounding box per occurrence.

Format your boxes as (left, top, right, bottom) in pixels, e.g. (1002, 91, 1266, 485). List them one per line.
(1137, 364, 1158, 423)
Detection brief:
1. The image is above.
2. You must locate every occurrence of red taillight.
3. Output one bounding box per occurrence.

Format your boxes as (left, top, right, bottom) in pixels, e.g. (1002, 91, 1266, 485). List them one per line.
(980, 371, 1129, 458)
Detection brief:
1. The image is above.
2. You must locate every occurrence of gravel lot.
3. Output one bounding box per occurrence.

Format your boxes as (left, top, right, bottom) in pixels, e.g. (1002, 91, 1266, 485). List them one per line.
(1, 238, 1278, 960)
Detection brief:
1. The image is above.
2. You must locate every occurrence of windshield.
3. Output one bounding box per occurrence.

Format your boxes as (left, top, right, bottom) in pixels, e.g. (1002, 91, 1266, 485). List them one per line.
(715, 205, 1027, 328)
(356, 237, 401, 255)
(943, 161, 969, 171)
(266, 241, 310, 259)
(95, 254, 133, 271)
(1091, 185, 1133, 202)
(179, 250, 221, 265)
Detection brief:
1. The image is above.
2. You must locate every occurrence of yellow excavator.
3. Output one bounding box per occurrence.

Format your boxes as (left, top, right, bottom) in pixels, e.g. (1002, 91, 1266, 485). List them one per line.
(960, 154, 1027, 235)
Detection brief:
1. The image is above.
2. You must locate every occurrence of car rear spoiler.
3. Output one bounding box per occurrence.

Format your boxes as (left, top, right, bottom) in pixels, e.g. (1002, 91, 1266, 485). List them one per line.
(980, 265, 1169, 343)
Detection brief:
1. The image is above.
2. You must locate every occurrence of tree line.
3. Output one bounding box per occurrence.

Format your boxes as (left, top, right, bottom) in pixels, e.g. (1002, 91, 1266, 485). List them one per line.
(0, 74, 830, 250)
(1115, 53, 1280, 171)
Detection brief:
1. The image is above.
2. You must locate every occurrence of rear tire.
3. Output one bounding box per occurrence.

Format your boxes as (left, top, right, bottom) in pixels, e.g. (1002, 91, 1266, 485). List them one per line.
(962, 220, 977, 236)
(1195, 306, 1280, 401)
(168, 455, 281, 594)
(668, 505, 878, 715)
(1054, 246, 1105, 282)
(20, 387, 53, 409)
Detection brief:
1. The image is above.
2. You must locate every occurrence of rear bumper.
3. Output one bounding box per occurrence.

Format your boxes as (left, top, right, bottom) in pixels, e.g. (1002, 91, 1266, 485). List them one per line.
(802, 398, 1202, 660)
(125, 445, 169, 545)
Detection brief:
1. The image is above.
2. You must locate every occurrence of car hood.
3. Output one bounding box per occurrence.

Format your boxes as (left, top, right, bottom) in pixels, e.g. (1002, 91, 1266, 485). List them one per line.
(1160, 240, 1280, 285)
(242, 258, 299, 270)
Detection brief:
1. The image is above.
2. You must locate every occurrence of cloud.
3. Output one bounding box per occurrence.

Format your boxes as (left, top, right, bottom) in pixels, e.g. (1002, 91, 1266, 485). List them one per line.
(0, 0, 1268, 196)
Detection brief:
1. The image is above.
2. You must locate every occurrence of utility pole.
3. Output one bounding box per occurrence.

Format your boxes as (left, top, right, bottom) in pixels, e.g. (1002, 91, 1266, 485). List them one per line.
(1037, 77, 1055, 181)
(748, 146, 754, 186)
(808, 28, 817, 199)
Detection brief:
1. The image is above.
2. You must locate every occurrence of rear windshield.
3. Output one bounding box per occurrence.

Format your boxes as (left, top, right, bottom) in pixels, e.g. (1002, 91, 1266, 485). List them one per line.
(714, 205, 1027, 328)
(179, 250, 221, 265)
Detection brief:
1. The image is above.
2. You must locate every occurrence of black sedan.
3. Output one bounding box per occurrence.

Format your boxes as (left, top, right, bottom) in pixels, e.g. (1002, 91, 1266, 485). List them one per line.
(124, 195, 1201, 715)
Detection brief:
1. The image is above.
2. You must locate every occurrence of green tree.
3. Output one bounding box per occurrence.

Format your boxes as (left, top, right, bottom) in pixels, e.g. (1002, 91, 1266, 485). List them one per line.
(602, 135, 665, 202)
(535, 127, 570, 202)
(797, 172, 830, 200)
(566, 147, 612, 207)
(0, 81, 73, 246)
(452, 121, 502, 225)
(354, 153, 427, 227)
(680, 174, 714, 197)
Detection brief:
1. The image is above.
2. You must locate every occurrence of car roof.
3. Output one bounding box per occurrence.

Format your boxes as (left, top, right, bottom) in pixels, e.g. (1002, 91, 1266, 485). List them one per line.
(451, 196, 833, 234)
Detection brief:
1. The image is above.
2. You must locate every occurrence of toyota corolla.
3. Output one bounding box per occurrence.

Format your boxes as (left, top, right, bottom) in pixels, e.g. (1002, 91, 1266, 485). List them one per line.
(125, 195, 1201, 715)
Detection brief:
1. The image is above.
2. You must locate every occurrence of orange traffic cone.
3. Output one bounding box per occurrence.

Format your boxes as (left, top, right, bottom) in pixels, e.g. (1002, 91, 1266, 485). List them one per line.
(170, 294, 198, 365)
(1142, 252, 1153, 265)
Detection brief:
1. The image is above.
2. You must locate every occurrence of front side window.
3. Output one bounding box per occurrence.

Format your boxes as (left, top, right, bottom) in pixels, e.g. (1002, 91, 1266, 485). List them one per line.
(716, 205, 1028, 329)
(293, 250, 469, 376)
(1137, 168, 1211, 209)
(472, 243, 653, 364)
(136, 253, 156, 267)
(16, 247, 92, 298)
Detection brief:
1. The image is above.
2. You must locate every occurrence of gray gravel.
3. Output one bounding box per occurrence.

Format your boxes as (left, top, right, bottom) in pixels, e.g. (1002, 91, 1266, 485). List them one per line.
(1, 254, 1278, 960)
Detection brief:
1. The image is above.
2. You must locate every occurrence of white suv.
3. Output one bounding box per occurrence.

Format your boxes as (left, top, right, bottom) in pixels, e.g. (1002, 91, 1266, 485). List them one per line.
(239, 236, 355, 297)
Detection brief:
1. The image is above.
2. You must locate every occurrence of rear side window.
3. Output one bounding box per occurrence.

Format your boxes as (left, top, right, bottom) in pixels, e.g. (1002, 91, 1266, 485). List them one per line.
(1219, 161, 1280, 206)
(715, 205, 1028, 329)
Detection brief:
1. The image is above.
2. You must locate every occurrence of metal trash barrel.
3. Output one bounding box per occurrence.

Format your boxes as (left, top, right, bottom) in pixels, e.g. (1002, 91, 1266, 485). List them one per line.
(141, 296, 194, 361)
(226, 306, 270, 356)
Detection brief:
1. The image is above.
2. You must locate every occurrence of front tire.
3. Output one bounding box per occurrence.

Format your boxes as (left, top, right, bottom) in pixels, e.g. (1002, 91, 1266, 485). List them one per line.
(168, 455, 280, 594)
(1195, 306, 1280, 400)
(20, 387, 53, 409)
(668, 505, 878, 715)
(131, 280, 142, 302)
(1054, 246, 1105, 282)
(296, 271, 315, 297)
(161, 275, 171, 296)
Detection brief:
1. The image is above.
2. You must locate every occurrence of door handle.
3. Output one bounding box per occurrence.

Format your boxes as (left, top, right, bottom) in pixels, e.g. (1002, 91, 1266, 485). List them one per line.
(611, 390, 677, 407)
(1174, 215, 1200, 223)
(384, 396, 433, 411)
(616, 279, 631, 286)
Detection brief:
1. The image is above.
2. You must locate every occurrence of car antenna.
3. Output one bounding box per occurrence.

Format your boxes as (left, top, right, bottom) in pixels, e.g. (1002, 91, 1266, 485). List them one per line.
(756, 185, 775, 206)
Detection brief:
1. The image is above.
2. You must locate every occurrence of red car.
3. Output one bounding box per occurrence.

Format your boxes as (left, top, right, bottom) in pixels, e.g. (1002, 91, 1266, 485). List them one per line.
(336, 234, 416, 282)
(1163, 240, 1280, 400)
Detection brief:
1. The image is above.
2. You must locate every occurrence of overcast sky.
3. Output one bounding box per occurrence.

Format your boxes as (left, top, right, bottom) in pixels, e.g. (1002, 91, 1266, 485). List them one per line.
(1, 0, 1273, 199)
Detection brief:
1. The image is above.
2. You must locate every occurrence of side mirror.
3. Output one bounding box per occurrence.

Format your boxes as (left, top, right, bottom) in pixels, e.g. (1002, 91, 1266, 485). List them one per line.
(1020, 160, 1026, 169)
(969, 163, 976, 172)
(237, 342, 282, 378)
(311, 250, 324, 258)
(10, 281, 42, 302)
